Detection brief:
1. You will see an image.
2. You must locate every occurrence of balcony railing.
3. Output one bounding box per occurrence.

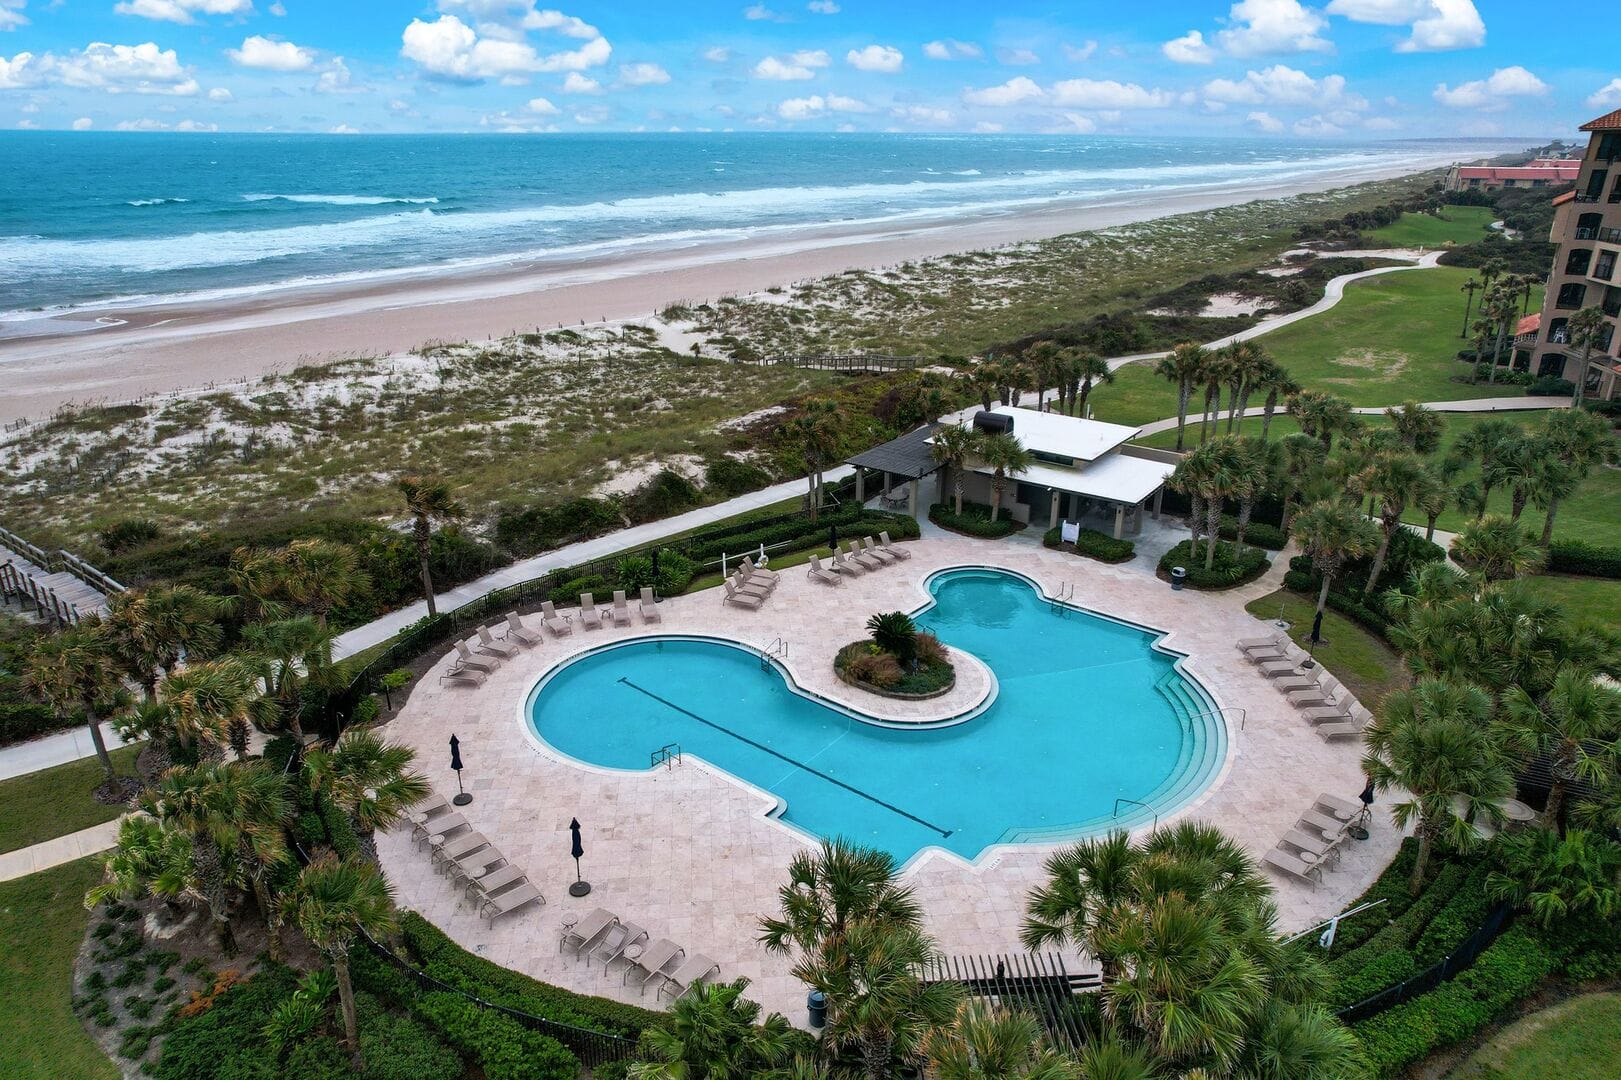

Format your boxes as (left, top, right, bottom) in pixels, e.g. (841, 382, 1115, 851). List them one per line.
(1602, 227, 1621, 243)
(1575, 193, 1602, 203)
(1575, 227, 1599, 239)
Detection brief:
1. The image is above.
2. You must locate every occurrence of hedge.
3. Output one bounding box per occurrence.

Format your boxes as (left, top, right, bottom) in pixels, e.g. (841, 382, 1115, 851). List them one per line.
(1411, 862, 1494, 968)
(1218, 515, 1287, 551)
(1283, 570, 1393, 637)
(1546, 540, 1621, 579)
(1157, 540, 1270, 590)
(1042, 526, 1135, 563)
(928, 502, 1023, 539)
(495, 497, 623, 558)
(685, 506, 915, 563)
(0, 701, 63, 746)
(413, 993, 579, 1080)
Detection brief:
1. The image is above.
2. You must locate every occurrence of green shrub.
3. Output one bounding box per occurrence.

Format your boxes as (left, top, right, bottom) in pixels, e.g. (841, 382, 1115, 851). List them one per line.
(414, 993, 578, 1080)
(349, 694, 381, 728)
(624, 469, 702, 524)
(153, 964, 302, 1080)
(283, 1037, 352, 1080)
(356, 995, 462, 1080)
(1411, 863, 1493, 967)
(1157, 540, 1269, 590)
(1529, 375, 1576, 396)
(613, 549, 698, 596)
(551, 573, 613, 603)
(119, 1024, 156, 1060)
(1042, 526, 1135, 563)
(97, 517, 163, 554)
(1218, 515, 1287, 551)
(704, 457, 772, 497)
(495, 497, 622, 557)
(1546, 540, 1621, 579)
(316, 792, 360, 859)
(929, 502, 1022, 538)
(0, 700, 64, 745)
(683, 505, 915, 563)
(126, 995, 156, 1020)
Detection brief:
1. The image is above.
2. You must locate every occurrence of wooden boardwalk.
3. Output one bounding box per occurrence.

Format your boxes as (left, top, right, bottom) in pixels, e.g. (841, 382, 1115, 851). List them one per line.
(0, 525, 121, 625)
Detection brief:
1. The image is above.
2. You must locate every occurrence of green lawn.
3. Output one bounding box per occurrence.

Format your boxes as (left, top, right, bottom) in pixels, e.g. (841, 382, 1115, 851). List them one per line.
(1244, 590, 1408, 711)
(1449, 992, 1621, 1079)
(1520, 574, 1621, 633)
(1365, 206, 1499, 249)
(0, 744, 141, 855)
(0, 859, 117, 1080)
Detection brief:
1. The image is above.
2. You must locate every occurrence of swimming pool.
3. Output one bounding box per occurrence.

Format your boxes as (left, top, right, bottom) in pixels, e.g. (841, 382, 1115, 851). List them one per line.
(525, 568, 1227, 865)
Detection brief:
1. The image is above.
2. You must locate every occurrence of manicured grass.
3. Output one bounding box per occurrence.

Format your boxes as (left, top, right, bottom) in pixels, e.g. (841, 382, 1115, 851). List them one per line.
(1449, 992, 1621, 1080)
(1520, 574, 1621, 633)
(1365, 206, 1498, 249)
(0, 744, 141, 855)
(0, 859, 117, 1080)
(1244, 589, 1408, 711)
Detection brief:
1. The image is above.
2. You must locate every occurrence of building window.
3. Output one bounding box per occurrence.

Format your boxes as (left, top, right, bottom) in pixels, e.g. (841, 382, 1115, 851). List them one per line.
(1538, 353, 1567, 377)
(1549, 317, 1570, 344)
(1600, 322, 1616, 353)
(1611, 174, 1621, 203)
(1596, 251, 1618, 281)
(1566, 248, 1593, 276)
(1600, 133, 1621, 162)
(1577, 213, 1603, 240)
(1606, 286, 1621, 318)
(1029, 450, 1076, 467)
(1587, 169, 1610, 201)
(1556, 283, 1587, 310)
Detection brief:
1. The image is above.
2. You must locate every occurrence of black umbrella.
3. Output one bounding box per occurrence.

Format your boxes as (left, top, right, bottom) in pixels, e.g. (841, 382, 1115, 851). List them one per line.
(568, 817, 591, 897)
(651, 550, 661, 600)
(1359, 778, 1376, 807)
(1349, 777, 1376, 840)
(449, 734, 472, 806)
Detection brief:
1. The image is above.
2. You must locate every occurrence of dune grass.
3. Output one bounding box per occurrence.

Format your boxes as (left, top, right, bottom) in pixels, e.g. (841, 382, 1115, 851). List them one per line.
(0, 859, 116, 1080)
(1449, 992, 1621, 1079)
(0, 744, 142, 855)
(1365, 206, 1498, 249)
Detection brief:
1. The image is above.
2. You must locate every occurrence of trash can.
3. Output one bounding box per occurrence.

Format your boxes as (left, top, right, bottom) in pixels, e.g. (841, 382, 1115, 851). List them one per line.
(1171, 566, 1187, 591)
(807, 990, 827, 1029)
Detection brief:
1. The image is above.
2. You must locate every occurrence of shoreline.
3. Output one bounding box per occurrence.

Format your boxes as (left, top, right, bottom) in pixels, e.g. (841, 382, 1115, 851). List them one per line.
(0, 151, 1478, 426)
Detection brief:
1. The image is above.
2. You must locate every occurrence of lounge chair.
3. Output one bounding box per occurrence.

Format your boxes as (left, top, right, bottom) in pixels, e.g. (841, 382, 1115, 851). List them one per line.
(1278, 828, 1332, 859)
(657, 953, 721, 1000)
(830, 547, 864, 575)
(464, 862, 526, 900)
(1263, 847, 1321, 884)
(588, 921, 648, 969)
(1298, 809, 1347, 840)
(740, 557, 780, 586)
(439, 665, 486, 689)
(1245, 642, 1295, 664)
(730, 569, 771, 598)
(406, 793, 450, 829)
(502, 612, 541, 647)
(639, 587, 661, 623)
(476, 625, 518, 659)
(432, 831, 490, 871)
(624, 938, 684, 993)
(879, 531, 911, 558)
(1301, 703, 1353, 724)
(1271, 670, 1321, 693)
(447, 846, 506, 889)
(413, 811, 468, 846)
(480, 882, 544, 925)
(1257, 658, 1304, 678)
(1237, 632, 1285, 653)
(540, 601, 573, 637)
(1315, 793, 1363, 820)
(453, 641, 498, 673)
(862, 536, 897, 564)
(579, 593, 604, 630)
(1288, 675, 1345, 709)
(559, 907, 619, 957)
(847, 540, 882, 570)
(807, 554, 841, 586)
(1317, 707, 1371, 741)
(610, 590, 634, 627)
(723, 579, 764, 609)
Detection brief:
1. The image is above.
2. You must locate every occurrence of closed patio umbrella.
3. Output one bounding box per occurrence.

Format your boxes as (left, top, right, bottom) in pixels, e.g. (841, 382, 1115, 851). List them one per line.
(449, 734, 472, 806)
(569, 817, 590, 897)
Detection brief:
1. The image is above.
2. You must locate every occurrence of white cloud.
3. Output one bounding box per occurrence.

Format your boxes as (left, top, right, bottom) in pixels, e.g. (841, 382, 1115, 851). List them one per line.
(1326, 0, 1485, 53)
(329, 123, 360, 134)
(752, 50, 828, 80)
(228, 36, 315, 71)
(0, 52, 42, 88)
(0, 2, 28, 31)
(1058, 112, 1095, 133)
(71, 116, 93, 129)
(526, 95, 557, 113)
(702, 46, 730, 63)
(1063, 41, 1098, 62)
(561, 71, 599, 92)
(115, 115, 214, 130)
(1162, 30, 1215, 64)
(846, 44, 902, 73)
(1247, 109, 1284, 132)
(572, 103, 609, 123)
(892, 104, 953, 125)
(18, 98, 33, 111)
(997, 47, 1040, 66)
(1049, 78, 1174, 109)
(972, 120, 1002, 133)
(807, 0, 839, 12)
(922, 39, 981, 60)
(269, 1, 285, 13)
(56, 42, 199, 95)
(1294, 114, 1343, 135)
(962, 75, 1042, 107)
(15, 117, 36, 128)
(114, 0, 253, 24)
(315, 57, 362, 93)
(1204, 65, 1360, 108)
(617, 61, 668, 86)
(175, 118, 216, 131)
(1214, 0, 1333, 57)
(1589, 78, 1621, 110)
(1364, 115, 1400, 129)
(208, 85, 231, 100)
(400, 9, 611, 82)
(1433, 65, 1547, 109)
(776, 92, 870, 119)
(742, 3, 780, 20)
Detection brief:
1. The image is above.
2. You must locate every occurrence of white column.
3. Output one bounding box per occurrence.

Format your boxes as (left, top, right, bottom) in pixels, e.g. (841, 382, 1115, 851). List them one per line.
(908, 478, 919, 517)
(1113, 504, 1126, 540)
(1049, 489, 1061, 530)
(1152, 487, 1164, 520)
(855, 469, 865, 504)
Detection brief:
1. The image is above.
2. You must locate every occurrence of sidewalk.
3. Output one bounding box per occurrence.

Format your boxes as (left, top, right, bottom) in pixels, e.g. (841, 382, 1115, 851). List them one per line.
(0, 722, 138, 783)
(1136, 395, 1566, 439)
(0, 819, 121, 883)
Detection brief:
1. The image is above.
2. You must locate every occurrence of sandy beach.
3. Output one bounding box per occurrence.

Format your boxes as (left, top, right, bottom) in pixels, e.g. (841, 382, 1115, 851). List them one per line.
(0, 153, 1474, 425)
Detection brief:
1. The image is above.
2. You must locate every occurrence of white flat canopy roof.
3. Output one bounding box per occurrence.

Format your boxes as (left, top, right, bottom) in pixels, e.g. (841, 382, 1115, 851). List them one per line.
(989, 406, 1140, 462)
(1004, 452, 1177, 506)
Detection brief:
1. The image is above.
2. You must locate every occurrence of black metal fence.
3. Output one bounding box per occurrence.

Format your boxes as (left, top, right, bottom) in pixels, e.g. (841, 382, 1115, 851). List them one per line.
(757, 353, 923, 373)
(918, 953, 1100, 1051)
(1335, 904, 1513, 1024)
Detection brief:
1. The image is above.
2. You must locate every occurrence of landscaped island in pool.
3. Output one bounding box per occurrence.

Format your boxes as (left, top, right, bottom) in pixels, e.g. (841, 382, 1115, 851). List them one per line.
(526, 568, 1227, 865)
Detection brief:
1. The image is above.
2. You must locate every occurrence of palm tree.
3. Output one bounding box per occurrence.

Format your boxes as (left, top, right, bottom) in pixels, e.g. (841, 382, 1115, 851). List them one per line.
(965, 365, 1000, 412)
(1498, 665, 1621, 830)
(1483, 434, 1549, 523)
(1566, 305, 1609, 405)
(1454, 417, 1521, 519)
(1072, 352, 1114, 420)
(159, 656, 275, 760)
(789, 399, 840, 524)
(977, 432, 1032, 523)
(1412, 464, 1451, 544)
(1222, 341, 1269, 433)
(228, 545, 291, 623)
(1288, 391, 1352, 452)
(1362, 678, 1511, 894)
(759, 838, 923, 957)
(25, 621, 126, 779)
(1229, 438, 1278, 555)
(1275, 434, 1326, 535)
(1480, 283, 1519, 382)
(1485, 828, 1621, 928)
(921, 1000, 1078, 1079)
(280, 538, 369, 628)
(1256, 363, 1300, 443)
(1538, 407, 1616, 544)
(240, 615, 335, 717)
(930, 423, 980, 516)
(397, 475, 466, 617)
(1232, 1001, 1368, 1080)
(85, 813, 195, 912)
(1451, 516, 1546, 581)
(1351, 451, 1426, 593)
(105, 586, 225, 702)
(1195, 440, 1246, 571)
(1289, 501, 1378, 634)
(1025, 342, 1061, 411)
(1385, 400, 1443, 454)
(282, 853, 398, 1067)
(1459, 277, 1481, 339)
(629, 977, 797, 1079)
(1154, 343, 1205, 452)
(304, 728, 431, 864)
(1196, 348, 1231, 444)
(1020, 830, 1140, 981)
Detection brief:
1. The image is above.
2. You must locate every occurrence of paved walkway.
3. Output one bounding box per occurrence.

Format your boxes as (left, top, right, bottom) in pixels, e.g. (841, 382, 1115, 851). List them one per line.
(0, 723, 139, 783)
(0, 819, 122, 883)
(1137, 396, 1566, 439)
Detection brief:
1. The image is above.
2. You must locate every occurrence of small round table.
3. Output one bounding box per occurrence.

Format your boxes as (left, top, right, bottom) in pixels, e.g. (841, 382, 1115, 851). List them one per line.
(1498, 798, 1537, 824)
(622, 942, 644, 966)
(560, 913, 578, 932)
(1299, 850, 1319, 865)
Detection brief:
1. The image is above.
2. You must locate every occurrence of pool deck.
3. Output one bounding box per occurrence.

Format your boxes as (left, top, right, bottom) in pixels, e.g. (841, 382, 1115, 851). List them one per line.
(377, 533, 1405, 1024)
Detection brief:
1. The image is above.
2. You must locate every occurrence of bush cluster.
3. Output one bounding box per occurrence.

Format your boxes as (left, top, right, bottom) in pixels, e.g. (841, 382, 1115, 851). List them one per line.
(413, 993, 578, 1080)
(1546, 539, 1621, 579)
(683, 506, 916, 564)
(623, 469, 702, 525)
(1217, 515, 1287, 551)
(494, 497, 623, 558)
(929, 501, 1022, 539)
(1157, 540, 1270, 590)
(1042, 526, 1135, 563)
(703, 456, 772, 497)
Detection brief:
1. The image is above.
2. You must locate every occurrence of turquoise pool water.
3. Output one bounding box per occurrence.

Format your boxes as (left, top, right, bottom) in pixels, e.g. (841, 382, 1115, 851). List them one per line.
(526, 568, 1226, 864)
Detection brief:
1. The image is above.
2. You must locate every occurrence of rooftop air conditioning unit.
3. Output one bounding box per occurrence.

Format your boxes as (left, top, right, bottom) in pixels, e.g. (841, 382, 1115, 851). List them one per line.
(972, 410, 1014, 436)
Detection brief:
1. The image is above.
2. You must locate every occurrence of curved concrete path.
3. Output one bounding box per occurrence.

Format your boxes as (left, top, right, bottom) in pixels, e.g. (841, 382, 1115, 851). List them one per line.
(1137, 395, 1569, 439)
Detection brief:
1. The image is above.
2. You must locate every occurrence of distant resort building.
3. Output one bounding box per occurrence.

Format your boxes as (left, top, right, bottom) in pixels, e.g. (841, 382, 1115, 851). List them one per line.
(1527, 109, 1621, 400)
(1443, 157, 1582, 192)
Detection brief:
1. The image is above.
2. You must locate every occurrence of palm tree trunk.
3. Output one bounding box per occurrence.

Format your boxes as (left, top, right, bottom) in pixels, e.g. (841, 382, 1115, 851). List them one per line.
(1544, 780, 1566, 835)
(84, 705, 114, 778)
(862, 1034, 893, 1080)
(1315, 573, 1332, 626)
(1175, 381, 1192, 451)
(1188, 493, 1204, 553)
(1260, 392, 1279, 441)
(1205, 499, 1221, 571)
(414, 523, 437, 618)
(1572, 347, 1591, 405)
(1426, 512, 1440, 543)
(1366, 526, 1393, 593)
(335, 952, 361, 1063)
(990, 475, 1003, 522)
(1540, 497, 1560, 545)
(1510, 488, 1527, 522)
(252, 878, 284, 962)
(196, 837, 235, 955)
(1409, 828, 1432, 896)
(806, 472, 819, 523)
(1476, 482, 1492, 522)
(1232, 386, 1254, 435)
(952, 474, 963, 516)
(1235, 497, 1253, 555)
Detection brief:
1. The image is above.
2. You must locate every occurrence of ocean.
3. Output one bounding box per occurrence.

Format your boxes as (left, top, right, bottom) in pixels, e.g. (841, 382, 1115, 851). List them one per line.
(0, 131, 1512, 320)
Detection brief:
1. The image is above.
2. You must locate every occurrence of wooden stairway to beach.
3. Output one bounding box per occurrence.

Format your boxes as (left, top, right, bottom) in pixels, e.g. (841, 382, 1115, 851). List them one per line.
(0, 525, 121, 625)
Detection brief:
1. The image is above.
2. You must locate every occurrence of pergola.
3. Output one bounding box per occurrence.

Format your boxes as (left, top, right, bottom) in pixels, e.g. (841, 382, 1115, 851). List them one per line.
(843, 423, 942, 517)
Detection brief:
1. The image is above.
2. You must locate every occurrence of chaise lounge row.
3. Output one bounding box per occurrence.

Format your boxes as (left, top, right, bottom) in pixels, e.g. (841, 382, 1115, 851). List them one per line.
(557, 905, 721, 1002)
(1236, 632, 1371, 740)
(441, 590, 665, 687)
(408, 793, 545, 924)
(1263, 792, 1366, 885)
(807, 531, 911, 586)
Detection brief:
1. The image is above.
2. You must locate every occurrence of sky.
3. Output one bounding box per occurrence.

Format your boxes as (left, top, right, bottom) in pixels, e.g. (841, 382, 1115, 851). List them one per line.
(0, 1, 1615, 137)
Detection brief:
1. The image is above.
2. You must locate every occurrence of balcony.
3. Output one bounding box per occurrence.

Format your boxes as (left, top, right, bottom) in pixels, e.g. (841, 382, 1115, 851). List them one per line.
(1575, 227, 1599, 239)
(1603, 227, 1621, 243)
(1575, 193, 1601, 203)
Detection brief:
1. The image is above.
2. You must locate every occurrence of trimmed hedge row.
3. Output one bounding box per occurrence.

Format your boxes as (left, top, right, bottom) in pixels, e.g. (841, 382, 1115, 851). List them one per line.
(1157, 540, 1270, 590)
(1042, 526, 1136, 563)
(686, 506, 915, 563)
(1218, 515, 1287, 551)
(929, 502, 1023, 538)
(1547, 539, 1621, 579)
(1283, 569, 1394, 636)
(414, 993, 579, 1080)
(1325, 862, 1469, 1009)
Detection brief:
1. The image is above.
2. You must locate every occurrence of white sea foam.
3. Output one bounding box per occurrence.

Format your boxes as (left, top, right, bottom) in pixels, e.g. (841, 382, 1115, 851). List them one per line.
(242, 193, 440, 206)
(127, 198, 190, 206)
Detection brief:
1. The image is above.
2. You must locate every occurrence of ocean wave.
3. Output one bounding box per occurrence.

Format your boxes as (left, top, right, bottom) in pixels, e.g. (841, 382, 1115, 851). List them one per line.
(951, 169, 982, 176)
(242, 193, 441, 206)
(127, 198, 190, 206)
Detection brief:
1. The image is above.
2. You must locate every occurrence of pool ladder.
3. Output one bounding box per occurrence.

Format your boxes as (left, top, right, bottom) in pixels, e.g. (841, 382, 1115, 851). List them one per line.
(650, 743, 682, 770)
(1049, 582, 1074, 615)
(760, 636, 788, 669)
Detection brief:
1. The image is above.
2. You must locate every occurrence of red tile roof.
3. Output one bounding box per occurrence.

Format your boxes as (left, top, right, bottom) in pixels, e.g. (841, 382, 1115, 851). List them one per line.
(1581, 109, 1621, 131)
(1553, 190, 1577, 206)
(1517, 313, 1541, 337)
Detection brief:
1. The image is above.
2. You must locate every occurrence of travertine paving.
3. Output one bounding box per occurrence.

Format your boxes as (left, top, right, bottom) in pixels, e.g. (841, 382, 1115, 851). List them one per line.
(377, 535, 1405, 1022)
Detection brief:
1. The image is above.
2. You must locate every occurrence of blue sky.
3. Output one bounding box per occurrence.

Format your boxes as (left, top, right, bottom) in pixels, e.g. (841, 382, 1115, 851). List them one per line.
(1, 1, 1615, 136)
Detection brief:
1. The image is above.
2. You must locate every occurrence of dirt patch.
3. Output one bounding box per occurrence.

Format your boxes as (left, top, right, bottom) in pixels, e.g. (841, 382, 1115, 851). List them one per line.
(1329, 348, 1409, 381)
